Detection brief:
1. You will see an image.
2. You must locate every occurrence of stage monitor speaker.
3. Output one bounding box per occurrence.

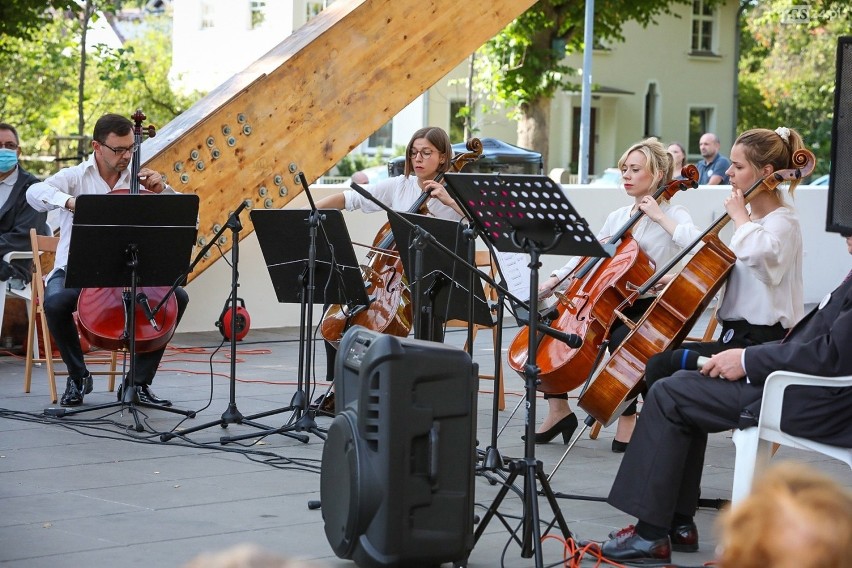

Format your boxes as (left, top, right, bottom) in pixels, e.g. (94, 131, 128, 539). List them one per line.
(320, 326, 477, 568)
(828, 36, 852, 235)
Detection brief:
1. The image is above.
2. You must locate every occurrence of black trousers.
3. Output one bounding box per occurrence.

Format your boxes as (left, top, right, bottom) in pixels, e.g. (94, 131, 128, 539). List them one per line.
(607, 370, 763, 528)
(44, 269, 189, 385)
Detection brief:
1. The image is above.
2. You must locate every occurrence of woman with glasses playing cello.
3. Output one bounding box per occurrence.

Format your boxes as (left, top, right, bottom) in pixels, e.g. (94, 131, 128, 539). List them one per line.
(529, 138, 701, 447)
(312, 127, 469, 412)
(26, 113, 188, 408)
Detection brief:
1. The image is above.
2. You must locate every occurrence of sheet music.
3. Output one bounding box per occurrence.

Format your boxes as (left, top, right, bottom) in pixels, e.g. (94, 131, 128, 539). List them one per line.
(492, 250, 531, 301)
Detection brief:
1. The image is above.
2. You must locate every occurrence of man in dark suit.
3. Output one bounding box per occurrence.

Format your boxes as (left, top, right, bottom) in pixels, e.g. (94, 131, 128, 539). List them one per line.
(595, 234, 852, 565)
(0, 122, 48, 285)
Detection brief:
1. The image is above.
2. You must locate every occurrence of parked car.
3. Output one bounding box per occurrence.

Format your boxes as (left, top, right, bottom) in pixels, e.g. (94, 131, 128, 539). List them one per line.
(588, 168, 622, 186)
(346, 164, 389, 185)
(809, 174, 830, 186)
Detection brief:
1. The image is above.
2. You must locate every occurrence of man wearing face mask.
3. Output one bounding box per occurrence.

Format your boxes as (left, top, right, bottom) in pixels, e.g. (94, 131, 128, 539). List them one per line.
(0, 123, 49, 288)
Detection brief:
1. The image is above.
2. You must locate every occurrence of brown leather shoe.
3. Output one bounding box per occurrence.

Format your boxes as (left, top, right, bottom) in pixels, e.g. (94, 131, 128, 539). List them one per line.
(670, 521, 698, 552)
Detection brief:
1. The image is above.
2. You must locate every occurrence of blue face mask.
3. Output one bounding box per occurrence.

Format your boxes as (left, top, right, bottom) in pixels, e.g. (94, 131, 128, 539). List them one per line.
(0, 148, 18, 173)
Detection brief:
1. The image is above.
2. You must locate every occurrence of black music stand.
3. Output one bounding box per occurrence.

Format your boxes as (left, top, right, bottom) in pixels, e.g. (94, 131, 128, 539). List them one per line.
(44, 193, 199, 432)
(159, 202, 304, 443)
(388, 212, 493, 341)
(444, 172, 608, 567)
(219, 206, 369, 444)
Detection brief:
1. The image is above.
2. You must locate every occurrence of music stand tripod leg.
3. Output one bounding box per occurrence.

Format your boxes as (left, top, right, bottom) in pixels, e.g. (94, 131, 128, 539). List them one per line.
(221, 203, 329, 445)
(159, 206, 306, 443)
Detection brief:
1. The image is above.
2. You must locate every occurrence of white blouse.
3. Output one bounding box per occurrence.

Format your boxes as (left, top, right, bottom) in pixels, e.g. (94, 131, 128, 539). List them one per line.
(343, 175, 462, 222)
(716, 206, 804, 329)
(551, 202, 700, 281)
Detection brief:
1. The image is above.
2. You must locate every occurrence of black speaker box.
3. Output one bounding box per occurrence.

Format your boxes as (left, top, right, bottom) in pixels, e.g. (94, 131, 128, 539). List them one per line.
(320, 326, 478, 568)
(828, 36, 852, 235)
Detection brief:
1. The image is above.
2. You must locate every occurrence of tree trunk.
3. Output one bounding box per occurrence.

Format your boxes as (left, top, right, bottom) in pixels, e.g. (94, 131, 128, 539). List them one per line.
(517, 96, 551, 172)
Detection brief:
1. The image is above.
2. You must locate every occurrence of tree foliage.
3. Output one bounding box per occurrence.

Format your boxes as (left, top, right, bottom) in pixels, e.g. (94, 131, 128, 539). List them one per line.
(0, 2, 202, 176)
(738, 0, 847, 175)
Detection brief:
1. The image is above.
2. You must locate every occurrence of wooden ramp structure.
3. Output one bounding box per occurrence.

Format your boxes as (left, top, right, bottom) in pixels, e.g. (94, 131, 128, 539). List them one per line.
(141, 0, 536, 282)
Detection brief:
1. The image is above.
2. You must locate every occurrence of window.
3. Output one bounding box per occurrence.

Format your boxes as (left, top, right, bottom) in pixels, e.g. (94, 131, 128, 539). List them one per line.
(644, 82, 659, 138)
(691, 0, 716, 54)
(449, 100, 466, 143)
(200, 1, 215, 29)
(368, 120, 393, 150)
(688, 107, 713, 155)
(250, 1, 266, 29)
(306, 1, 338, 21)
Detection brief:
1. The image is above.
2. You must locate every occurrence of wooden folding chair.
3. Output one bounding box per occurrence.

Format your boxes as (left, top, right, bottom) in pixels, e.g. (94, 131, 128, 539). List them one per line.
(23, 228, 122, 403)
(445, 250, 506, 410)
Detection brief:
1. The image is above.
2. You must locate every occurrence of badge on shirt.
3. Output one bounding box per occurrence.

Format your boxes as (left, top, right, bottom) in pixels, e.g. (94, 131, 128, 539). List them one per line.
(818, 292, 831, 310)
(722, 329, 735, 344)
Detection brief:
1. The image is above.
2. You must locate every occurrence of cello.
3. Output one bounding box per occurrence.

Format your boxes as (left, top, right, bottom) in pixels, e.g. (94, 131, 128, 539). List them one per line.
(319, 138, 483, 345)
(507, 166, 699, 394)
(76, 110, 180, 353)
(577, 149, 816, 426)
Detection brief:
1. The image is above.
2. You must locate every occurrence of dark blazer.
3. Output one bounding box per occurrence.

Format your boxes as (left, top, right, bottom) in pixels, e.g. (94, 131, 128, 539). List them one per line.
(0, 166, 48, 282)
(744, 273, 852, 446)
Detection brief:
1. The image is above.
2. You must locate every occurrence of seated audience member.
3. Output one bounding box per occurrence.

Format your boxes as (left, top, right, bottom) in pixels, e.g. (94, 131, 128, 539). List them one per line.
(716, 462, 852, 568)
(183, 543, 326, 568)
(0, 122, 48, 287)
(591, 232, 852, 565)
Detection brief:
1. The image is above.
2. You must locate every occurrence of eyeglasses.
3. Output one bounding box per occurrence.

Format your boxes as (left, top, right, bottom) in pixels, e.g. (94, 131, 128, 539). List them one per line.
(0, 142, 18, 150)
(99, 141, 139, 156)
(409, 148, 437, 160)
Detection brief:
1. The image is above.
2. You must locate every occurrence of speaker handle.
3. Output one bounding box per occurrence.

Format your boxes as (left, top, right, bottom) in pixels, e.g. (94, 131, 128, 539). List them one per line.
(429, 424, 440, 484)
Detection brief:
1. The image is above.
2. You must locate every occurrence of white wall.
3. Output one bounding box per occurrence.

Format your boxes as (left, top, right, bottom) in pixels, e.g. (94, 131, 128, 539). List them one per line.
(181, 184, 850, 332)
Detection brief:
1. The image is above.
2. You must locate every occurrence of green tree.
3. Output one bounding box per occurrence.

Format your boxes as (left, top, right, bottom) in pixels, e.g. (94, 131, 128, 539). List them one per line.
(1, 3, 202, 175)
(738, 0, 846, 175)
(472, 0, 696, 166)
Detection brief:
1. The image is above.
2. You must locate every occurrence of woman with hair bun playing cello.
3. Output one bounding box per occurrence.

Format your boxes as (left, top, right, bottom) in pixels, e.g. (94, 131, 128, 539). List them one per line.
(529, 138, 700, 446)
(619, 127, 807, 444)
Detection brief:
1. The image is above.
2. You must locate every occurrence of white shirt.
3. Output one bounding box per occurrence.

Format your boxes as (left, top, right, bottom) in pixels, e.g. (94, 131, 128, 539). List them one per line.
(551, 202, 700, 281)
(0, 167, 18, 211)
(716, 206, 803, 328)
(26, 153, 176, 274)
(343, 175, 462, 222)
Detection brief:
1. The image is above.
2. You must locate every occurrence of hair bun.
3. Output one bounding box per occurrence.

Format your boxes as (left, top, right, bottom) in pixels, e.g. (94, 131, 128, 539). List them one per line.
(774, 127, 790, 143)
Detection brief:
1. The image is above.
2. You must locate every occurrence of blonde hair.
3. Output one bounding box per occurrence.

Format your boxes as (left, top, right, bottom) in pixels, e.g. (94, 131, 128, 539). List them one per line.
(716, 462, 852, 568)
(732, 127, 808, 195)
(617, 137, 672, 190)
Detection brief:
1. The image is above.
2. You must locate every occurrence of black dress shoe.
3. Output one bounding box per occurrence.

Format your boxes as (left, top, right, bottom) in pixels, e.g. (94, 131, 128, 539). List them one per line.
(599, 525, 671, 565)
(81, 373, 93, 395)
(522, 413, 578, 444)
(669, 521, 698, 552)
(117, 384, 172, 407)
(138, 385, 172, 406)
(612, 439, 629, 453)
(309, 392, 335, 416)
(60, 377, 84, 407)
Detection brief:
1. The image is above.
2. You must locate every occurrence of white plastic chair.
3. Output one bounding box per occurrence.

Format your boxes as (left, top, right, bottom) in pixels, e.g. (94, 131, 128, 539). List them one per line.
(731, 371, 852, 504)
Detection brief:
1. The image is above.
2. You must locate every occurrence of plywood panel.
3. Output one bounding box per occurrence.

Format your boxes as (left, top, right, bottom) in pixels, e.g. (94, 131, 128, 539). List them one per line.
(141, 0, 535, 281)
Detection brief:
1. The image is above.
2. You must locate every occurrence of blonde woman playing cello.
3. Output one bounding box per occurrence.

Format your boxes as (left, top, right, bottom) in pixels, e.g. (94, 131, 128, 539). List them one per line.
(532, 138, 700, 446)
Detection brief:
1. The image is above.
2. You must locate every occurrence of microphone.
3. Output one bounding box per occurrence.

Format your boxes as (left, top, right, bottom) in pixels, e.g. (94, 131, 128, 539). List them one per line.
(515, 313, 583, 348)
(670, 348, 710, 371)
(136, 292, 160, 331)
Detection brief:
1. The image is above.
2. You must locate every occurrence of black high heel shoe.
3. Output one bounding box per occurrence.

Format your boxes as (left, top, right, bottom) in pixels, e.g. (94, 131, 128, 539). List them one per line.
(523, 413, 578, 445)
